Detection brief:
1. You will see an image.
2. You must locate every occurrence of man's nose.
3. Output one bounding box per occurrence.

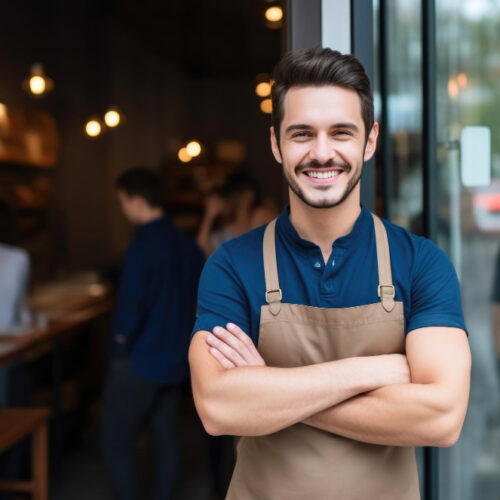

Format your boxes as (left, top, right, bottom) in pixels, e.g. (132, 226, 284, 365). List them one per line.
(309, 133, 335, 164)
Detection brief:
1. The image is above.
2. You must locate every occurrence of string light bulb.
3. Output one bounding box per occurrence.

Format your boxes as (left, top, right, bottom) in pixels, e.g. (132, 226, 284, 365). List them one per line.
(178, 147, 192, 163)
(23, 63, 54, 97)
(265, 6, 283, 22)
(104, 109, 121, 128)
(260, 99, 272, 114)
(255, 82, 272, 97)
(85, 119, 102, 137)
(186, 141, 202, 157)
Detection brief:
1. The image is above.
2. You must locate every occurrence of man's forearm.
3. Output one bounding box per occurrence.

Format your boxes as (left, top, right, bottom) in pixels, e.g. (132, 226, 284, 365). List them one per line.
(304, 383, 464, 447)
(304, 328, 471, 448)
(190, 332, 409, 437)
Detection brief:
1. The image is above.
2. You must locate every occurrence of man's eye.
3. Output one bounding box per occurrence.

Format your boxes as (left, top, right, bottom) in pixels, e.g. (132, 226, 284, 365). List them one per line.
(334, 130, 351, 136)
(292, 132, 310, 138)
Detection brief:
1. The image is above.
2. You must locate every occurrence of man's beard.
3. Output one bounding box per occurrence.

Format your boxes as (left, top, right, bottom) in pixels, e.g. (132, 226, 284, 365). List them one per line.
(283, 159, 362, 209)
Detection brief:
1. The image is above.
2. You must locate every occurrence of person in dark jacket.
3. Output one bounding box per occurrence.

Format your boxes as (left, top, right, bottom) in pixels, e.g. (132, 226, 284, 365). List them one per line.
(100, 167, 204, 500)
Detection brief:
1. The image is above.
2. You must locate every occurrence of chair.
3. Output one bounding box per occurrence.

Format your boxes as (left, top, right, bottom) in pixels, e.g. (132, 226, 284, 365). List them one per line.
(0, 408, 50, 500)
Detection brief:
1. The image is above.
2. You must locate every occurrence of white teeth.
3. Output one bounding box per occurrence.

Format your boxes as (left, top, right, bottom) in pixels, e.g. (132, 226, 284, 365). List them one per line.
(306, 170, 341, 179)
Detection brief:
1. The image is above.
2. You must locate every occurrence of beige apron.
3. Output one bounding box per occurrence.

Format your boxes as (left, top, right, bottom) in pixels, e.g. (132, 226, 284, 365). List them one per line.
(226, 214, 420, 500)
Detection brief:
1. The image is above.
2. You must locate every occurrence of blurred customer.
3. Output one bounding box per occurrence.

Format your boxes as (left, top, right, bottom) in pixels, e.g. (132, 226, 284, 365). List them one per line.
(0, 201, 32, 500)
(197, 173, 277, 258)
(100, 167, 204, 500)
(196, 174, 278, 498)
(0, 201, 30, 332)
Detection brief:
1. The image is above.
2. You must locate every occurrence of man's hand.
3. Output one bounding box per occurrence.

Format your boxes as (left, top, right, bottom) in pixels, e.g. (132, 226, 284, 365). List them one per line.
(206, 323, 266, 368)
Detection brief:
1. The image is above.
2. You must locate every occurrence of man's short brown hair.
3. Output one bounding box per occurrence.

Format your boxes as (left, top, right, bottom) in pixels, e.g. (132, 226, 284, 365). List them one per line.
(271, 47, 374, 145)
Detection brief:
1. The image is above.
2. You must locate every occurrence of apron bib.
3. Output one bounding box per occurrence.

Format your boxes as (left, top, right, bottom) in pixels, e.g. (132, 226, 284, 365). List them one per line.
(226, 214, 420, 500)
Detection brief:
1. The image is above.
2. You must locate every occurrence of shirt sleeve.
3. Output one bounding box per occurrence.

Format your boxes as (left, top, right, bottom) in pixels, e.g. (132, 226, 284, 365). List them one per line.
(407, 237, 467, 334)
(192, 245, 251, 341)
(113, 241, 149, 349)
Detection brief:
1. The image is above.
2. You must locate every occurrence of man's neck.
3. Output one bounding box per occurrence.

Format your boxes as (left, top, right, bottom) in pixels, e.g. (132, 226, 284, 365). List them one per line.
(139, 208, 164, 225)
(289, 189, 361, 263)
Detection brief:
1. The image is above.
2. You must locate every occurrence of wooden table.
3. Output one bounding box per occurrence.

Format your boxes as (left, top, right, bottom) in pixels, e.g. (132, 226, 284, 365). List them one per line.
(0, 296, 114, 365)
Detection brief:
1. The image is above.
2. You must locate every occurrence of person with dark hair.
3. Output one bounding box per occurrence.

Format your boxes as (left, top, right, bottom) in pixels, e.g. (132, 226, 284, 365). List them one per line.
(100, 167, 204, 500)
(189, 47, 470, 498)
(197, 173, 263, 257)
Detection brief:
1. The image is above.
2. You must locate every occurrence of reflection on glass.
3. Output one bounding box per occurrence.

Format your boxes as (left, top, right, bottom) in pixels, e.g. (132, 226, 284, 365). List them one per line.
(373, 0, 425, 492)
(374, 0, 423, 232)
(435, 1, 500, 499)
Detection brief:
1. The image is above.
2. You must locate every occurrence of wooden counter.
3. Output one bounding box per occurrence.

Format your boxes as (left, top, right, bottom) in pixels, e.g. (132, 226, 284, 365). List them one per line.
(0, 295, 114, 365)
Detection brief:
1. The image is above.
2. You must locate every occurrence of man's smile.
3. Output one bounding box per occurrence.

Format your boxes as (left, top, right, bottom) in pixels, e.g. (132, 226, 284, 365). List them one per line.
(302, 168, 344, 184)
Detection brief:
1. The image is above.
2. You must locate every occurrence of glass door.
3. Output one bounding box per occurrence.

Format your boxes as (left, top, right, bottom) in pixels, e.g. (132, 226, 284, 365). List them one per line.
(374, 0, 500, 498)
(435, 1, 500, 499)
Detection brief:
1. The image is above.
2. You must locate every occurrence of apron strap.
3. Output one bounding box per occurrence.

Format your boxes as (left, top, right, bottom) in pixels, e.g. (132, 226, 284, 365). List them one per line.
(372, 214, 396, 312)
(263, 214, 395, 315)
(263, 218, 282, 316)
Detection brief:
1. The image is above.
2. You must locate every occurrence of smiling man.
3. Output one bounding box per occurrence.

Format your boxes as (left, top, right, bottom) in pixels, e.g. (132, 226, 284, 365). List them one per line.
(189, 48, 471, 499)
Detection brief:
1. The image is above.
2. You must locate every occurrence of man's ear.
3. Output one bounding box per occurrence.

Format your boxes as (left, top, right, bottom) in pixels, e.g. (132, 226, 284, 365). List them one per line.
(270, 126, 282, 164)
(363, 122, 379, 162)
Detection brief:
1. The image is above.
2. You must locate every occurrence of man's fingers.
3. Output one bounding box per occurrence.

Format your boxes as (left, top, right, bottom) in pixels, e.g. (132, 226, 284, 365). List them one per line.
(206, 332, 246, 366)
(226, 323, 266, 367)
(226, 323, 254, 348)
(212, 326, 249, 355)
(208, 347, 236, 369)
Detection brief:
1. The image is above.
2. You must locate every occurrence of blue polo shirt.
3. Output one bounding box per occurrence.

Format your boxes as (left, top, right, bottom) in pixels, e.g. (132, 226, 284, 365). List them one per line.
(192, 205, 466, 344)
(114, 216, 204, 383)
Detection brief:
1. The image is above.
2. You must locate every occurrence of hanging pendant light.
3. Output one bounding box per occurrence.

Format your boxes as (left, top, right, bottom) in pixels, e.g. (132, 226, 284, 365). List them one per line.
(22, 63, 54, 97)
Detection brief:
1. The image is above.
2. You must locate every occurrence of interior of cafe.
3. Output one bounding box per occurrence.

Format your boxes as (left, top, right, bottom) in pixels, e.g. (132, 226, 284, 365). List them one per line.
(0, 1, 284, 498)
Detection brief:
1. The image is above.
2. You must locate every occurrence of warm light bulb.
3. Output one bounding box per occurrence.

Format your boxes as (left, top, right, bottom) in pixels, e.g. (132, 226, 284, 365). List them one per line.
(104, 110, 120, 127)
(457, 72, 468, 88)
(29, 76, 46, 95)
(447, 77, 459, 100)
(178, 147, 192, 163)
(260, 99, 272, 114)
(85, 120, 102, 137)
(186, 141, 202, 157)
(0, 103, 6, 118)
(265, 6, 283, 22)
(255, 82, 271, 97)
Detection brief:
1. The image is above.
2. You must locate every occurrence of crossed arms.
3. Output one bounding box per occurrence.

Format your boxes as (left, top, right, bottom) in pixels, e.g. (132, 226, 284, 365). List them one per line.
(189, 323, 470, 447)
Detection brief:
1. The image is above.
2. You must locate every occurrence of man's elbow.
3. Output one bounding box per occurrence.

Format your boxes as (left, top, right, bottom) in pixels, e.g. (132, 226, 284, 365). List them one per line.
(426, 409, 466, 448)
(192, 385, 234, 436)
(196, 400, 227, 436)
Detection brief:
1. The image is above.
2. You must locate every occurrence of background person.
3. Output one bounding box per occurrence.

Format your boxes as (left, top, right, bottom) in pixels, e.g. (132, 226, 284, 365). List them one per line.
(100, 167, 204, 500)
(197, 173, 277, 258)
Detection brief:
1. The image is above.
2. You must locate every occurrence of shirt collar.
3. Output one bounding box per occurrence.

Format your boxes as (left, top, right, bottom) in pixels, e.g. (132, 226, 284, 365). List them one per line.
(276, 204, 372, 251)
(135, 216, 168, 237)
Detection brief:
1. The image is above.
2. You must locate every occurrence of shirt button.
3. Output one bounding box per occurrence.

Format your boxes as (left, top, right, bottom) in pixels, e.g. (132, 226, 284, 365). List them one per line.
(331, 260, 336, 267)
(325, 281, 332, 290)
(314, 261, 322, 269)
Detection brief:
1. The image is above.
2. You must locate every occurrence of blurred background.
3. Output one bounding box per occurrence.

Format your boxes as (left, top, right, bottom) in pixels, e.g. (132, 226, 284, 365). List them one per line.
(1, 0, 500, 499)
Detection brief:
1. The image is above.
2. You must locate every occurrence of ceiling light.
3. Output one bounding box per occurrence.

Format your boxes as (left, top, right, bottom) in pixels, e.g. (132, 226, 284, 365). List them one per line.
(178, 147, 192, 163)
(265, 6, 283, 22)
(85, 119, 102, 137)
(260, 99, 272, 114)
(104, 109, 121, 128)
(255, 82, 271, 97)
(186, 141, 202, 157)
(23, 63, 54, 97)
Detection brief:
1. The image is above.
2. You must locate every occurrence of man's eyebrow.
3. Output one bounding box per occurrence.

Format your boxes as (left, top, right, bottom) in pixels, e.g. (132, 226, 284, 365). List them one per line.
(284, 124, 313, 135)
(331, 122, 360, 132)
(284, 122, 360, 134)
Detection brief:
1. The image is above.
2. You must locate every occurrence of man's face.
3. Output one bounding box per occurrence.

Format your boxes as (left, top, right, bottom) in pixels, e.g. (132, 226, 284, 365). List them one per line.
(117, 190, 142, 224)
(270, 85, 378, 209)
